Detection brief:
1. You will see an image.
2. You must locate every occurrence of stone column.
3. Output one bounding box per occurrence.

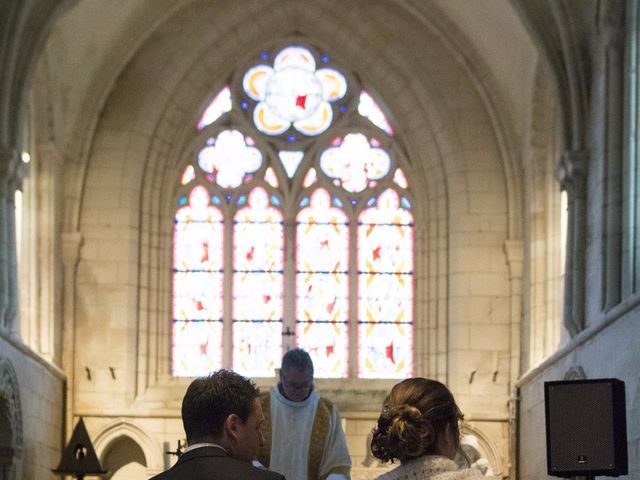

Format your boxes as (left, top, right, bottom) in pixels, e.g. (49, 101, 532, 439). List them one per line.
(504, 239, 523, 387)
(0, 145, 28, 334)
(556, 149, 588, 336)
(597, 0, 626, 309)
(61, 231, 82, 437)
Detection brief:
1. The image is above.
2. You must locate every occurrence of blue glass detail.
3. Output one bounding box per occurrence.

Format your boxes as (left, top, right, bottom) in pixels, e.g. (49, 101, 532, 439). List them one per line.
(226, 194, 232, 202)
(299, 197, 310, 208)
(321, 54, 330, 63)
(237, 195, 247, 206)
(332, 196, 344, 208)
(241, 101, 249, 110)
(270, 195, 281, 206)
(339, 104, 347, 113)
(211, 195, 221, 206)
(350, 198, 357, 206)
(401, 196, 412, 209)
(287, 134, 297, 142)
(261, 52, 269, 60)
(366, 196, 377, 207)
(178, 195, 188, 206)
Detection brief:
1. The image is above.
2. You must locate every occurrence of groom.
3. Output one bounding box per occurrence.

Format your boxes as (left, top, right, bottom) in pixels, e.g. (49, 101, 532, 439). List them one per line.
(151, 369, 285, 480)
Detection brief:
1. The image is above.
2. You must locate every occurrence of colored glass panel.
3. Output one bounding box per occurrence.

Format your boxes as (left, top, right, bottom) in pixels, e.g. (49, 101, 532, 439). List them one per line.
(296, 189, 349, 377)
(197, 86, 232, 130)
(393, 168, 408, 188)
(181, 165, 196, 185)
(357, 189, 413, 378)
(198, 130, 262, 188)
(172, 321, 223, 376)
(358, 323, 412, 379)
(233, 187, 284, 377)
(296, 321, 348, 378)
(279, 151, 304, 178)
(319, 133, 391, 192)
(303, 168, 317, 187)
(173, 186, 224, 376)
(233, 321, 282, 377)
(243, 46, 347, 137)
(358, 90, 394, 136)
(265, 167, 279, 188)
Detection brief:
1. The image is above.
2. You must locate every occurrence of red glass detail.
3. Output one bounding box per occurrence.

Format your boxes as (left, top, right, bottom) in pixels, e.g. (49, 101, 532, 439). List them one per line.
(385, 340, 395, 364)
(200, 339, 208, 355)
(326, 297, 337, 314)
(326, 344, 335, 357)
(372, 246, 381, 260)
(201, 241, 209, 263)
(296, 94, 308, 109)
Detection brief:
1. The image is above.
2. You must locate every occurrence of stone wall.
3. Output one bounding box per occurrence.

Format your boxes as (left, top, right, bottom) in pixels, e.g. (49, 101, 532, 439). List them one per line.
(518, 311, 640, 480)
(0, 333, 64, 480)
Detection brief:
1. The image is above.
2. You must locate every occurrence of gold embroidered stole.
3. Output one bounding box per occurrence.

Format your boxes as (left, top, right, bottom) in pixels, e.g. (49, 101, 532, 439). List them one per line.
(256, 392, 332, 480)
(257, 392, 272, 468)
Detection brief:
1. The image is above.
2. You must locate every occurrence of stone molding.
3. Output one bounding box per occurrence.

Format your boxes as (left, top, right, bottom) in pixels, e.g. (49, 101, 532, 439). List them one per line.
(0, 356, 23, 458)
(460, 422, 504, 476)
(92, 419, 164, 472)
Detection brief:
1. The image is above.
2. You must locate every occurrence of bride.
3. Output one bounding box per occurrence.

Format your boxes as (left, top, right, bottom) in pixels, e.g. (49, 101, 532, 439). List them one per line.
(370, 378, 497, 480)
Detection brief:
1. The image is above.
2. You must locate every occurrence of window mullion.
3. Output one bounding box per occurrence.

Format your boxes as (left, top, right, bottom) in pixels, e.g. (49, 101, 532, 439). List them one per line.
(283, 217, 297, 352)
(348, 217, 358, 378)
(223, 213, 234, 369)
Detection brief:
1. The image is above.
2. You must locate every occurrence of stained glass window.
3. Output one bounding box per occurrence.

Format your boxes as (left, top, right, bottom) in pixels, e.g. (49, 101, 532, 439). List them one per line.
(357, 189, 413, 378)
(197, 86, 232, 130)
(359, 90, 394, 136)
(173, 186, 224, 376)
(319, 133, 391, 192)
(233, 188, 284, 377)
(243, 46, 346, 136)
(173, 43, 413, 379)
(296, 189, 349, 377)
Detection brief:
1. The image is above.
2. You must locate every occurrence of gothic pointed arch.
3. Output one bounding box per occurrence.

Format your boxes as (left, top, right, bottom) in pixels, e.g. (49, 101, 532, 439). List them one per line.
(93, 420, 163, 474)
(171, 41, 415, 379)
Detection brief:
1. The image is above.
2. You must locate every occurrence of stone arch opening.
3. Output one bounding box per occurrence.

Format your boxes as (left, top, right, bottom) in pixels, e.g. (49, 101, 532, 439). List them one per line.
(102, 435, 147, 480)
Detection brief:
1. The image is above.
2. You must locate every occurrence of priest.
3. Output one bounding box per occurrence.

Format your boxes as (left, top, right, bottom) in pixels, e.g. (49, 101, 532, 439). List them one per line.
(257, 349, 351, 480)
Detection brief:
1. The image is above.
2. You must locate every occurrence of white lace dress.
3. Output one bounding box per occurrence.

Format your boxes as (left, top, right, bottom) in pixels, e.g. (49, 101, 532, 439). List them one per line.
(375, 455, 491, 480)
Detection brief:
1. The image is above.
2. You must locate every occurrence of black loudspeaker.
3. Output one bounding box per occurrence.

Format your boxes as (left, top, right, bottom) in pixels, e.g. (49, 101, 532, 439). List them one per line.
(544, 379, 628, 477)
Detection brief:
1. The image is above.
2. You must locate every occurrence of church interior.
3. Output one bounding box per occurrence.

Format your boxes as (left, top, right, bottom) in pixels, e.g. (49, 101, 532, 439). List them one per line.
(1, 0, 639, 478)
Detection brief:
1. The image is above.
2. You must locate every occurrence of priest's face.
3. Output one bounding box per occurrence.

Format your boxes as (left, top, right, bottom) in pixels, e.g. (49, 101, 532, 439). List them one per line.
(281, 367, 314, 402)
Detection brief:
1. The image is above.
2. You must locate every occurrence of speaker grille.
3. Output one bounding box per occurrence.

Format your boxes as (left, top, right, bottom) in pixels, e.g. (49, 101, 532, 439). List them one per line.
(547, 382, 615, 472)
(545, 379, 628, 477)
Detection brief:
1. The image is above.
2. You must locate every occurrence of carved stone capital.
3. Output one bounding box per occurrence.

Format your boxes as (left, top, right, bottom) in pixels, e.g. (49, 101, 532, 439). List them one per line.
(0, 145, 29, 193)
(555, 149, 588, 190)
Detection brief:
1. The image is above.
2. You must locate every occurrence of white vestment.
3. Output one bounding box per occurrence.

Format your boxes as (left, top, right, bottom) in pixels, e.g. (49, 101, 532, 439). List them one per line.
(266, 387, 351, 480)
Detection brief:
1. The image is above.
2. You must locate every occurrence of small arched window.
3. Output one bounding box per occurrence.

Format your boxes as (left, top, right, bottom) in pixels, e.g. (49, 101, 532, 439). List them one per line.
(173, 43, 414, 378)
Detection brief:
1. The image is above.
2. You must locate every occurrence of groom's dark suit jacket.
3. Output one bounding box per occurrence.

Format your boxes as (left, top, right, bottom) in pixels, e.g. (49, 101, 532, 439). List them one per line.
(150, 446, 286, 480)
